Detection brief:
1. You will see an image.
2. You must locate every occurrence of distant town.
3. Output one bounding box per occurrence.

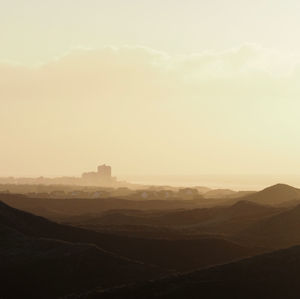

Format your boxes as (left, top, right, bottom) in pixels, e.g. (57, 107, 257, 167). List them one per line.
(0, 164, 125, 187)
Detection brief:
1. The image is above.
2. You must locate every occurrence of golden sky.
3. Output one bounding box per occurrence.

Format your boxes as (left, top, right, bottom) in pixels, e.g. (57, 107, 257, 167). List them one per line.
(1, 1, 300, 176)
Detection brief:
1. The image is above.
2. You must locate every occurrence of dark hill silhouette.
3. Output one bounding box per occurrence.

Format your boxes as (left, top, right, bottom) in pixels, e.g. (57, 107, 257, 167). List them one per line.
(236, 203, 300, 249)
(0, 201, 259, 272)
(243, 183, 300, 205)
(0, 220, 163, 298)
(0, 193, 205, 220)
(93, 245, 300, 299)
(86, 224, 193, 239)
(69, 200, 282, 235)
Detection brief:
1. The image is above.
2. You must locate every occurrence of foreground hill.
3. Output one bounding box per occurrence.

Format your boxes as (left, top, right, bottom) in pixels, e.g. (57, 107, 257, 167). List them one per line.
(0, 201, 259, 272)
(0, 226, 160, 298)
(236, 203, 300, 249)
(0, 223, 162, 299)
(92, 245, 300, 299)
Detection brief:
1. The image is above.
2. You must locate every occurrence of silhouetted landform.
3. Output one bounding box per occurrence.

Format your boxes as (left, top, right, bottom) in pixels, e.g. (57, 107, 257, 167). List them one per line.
(0, 227, 161, 299)
(67, 200, 282, 237)
(0, 193, 206, 221)
(77, 224, 194, 239)
(0, 202, 165, 298)
(0, 184, 203, 200)
(0, 184, 259, 221)
(0, 182, 247, 199)
(92, 246, 300, 299)
(243, 183, 300, 205)
(3, 183, 300, 298)
(236, 203, 300, 249)
(0, 200, 259, 275)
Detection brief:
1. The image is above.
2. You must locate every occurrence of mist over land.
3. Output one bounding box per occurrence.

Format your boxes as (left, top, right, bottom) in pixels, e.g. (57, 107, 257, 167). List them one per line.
(3, 0, 300, 298)
(3, 176, 300, 298)
(119, 174, 300, 190)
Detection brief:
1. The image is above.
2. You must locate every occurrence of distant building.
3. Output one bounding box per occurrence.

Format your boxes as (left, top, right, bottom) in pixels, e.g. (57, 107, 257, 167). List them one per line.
(97, 164, 112, 178)
(0, 163, 126, 187)
(81, 164, 115, 185)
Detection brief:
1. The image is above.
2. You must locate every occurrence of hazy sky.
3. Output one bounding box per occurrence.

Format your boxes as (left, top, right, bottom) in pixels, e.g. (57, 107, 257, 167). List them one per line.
(1, 1, 300, 176)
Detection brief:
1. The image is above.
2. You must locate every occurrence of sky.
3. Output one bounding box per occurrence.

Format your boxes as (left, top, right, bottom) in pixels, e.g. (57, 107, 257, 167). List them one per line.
(1, 0, 300, 177)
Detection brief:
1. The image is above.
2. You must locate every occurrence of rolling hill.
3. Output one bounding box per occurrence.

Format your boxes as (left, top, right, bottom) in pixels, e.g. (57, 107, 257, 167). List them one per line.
(0, 193, 205, 221)
(0, 225, 162, 298)
(0, 202, 164, 298)
(93, 245, 300, 299)
(67, 200, 282, 236)
(236, 203, 300, 249)
(0, 201, 259, 273)
(243, 183, 300, 206)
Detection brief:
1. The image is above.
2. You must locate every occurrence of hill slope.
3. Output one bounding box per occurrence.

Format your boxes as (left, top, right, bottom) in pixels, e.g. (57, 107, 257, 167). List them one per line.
(0, 202, 165, 298)
(68, 200, 282, 235)
(236, 203, 300, 249)
(243, 183, 300, 205)
(0, 193, 204, 220)
(94, 245, 300, 299)
(0, 201, 259, 272)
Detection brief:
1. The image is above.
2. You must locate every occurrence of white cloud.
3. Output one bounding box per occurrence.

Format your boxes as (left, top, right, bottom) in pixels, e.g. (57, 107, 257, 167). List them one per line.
(2, 44, 300, 176)
(1, 44, 299, 105)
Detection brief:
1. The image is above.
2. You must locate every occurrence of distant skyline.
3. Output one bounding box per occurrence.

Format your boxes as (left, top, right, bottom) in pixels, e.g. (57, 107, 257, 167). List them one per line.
(1, 1, 300, 177)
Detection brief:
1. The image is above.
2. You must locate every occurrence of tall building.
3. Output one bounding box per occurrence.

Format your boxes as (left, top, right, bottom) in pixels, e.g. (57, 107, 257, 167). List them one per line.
(81, 164, 114, 185)
(97, 164, 111, 178)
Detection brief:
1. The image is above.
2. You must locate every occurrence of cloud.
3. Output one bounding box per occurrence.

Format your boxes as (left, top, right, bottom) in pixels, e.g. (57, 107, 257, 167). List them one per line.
(1, 44, 300, 104)
(2, 44, 300, 176)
